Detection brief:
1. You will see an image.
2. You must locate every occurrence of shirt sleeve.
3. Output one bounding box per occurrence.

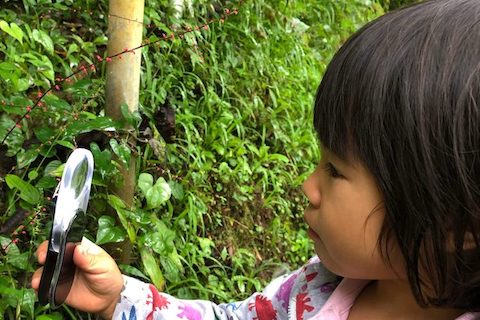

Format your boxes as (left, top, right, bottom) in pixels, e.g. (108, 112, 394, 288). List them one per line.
(112, 256, 340, 320)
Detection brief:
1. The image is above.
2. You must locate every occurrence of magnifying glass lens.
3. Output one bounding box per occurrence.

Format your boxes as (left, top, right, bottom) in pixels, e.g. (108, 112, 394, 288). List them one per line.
(37, 148, 93, 309)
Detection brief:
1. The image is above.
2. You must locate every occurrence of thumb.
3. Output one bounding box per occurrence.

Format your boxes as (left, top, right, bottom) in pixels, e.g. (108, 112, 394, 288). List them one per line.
(74, 237, 112, 274)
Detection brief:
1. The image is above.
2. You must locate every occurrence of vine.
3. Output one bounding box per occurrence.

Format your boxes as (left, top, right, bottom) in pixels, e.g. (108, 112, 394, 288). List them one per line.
(1, 7, 239, 145)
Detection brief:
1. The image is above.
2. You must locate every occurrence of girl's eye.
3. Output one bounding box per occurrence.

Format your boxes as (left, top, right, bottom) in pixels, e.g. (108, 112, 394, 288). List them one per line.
(324, 162, 343, 178)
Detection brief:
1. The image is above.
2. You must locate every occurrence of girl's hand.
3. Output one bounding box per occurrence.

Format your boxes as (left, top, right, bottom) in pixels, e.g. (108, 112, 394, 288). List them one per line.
(31, 238, 123, 319)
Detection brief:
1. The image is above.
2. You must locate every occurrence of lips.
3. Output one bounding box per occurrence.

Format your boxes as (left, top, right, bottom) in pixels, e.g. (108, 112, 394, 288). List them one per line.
(304, 206, 321, 240)
(307, 227, 321, 241)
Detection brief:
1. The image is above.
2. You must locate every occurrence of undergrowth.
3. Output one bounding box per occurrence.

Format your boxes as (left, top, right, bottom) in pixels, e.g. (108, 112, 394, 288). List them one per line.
(0, 0, 383, 318)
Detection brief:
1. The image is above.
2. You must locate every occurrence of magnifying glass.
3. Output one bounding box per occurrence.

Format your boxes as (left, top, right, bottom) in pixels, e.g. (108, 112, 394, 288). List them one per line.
(38, 148, 94, 308)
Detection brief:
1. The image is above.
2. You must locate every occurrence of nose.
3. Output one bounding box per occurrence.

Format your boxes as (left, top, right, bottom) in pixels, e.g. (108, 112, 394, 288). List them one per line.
(302, 166, 321, 207)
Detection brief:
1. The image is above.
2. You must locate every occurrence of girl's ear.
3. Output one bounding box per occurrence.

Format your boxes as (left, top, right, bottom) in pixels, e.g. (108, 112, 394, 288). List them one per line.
(446, 232, 479, 252)
(461, 232, 479, 251)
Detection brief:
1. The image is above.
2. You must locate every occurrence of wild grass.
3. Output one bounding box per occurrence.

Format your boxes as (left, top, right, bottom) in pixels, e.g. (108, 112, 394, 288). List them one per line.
(0, 0, 382, 318)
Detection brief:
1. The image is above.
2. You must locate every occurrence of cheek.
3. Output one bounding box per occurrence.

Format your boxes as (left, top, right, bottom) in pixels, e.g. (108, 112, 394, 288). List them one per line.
(317, 205, 392, 276)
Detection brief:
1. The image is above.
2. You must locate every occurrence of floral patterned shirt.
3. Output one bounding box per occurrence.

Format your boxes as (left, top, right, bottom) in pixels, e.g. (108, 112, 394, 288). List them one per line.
(112, 256, 480, 319)
(113, 256, 340, 320)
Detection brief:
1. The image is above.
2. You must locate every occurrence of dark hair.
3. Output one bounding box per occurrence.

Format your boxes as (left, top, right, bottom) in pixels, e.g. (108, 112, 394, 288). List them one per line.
(314, 0, 480, 309)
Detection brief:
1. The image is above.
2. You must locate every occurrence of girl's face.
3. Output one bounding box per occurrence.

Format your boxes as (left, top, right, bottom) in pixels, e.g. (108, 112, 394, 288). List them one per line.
(303, 147, 404, 279)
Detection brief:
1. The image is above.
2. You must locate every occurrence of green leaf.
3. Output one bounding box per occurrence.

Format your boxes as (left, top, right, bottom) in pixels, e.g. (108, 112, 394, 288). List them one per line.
(169, 181, 184, 200)
(9, 23, 24, 43)
(141, 222, 175, 255)
(107, 194, 126, 210)
(65, 117, 116, 136)
(67, 43, 79, 56)
(90, 142, 113, 178)
(0, 286, 22, 315)
(39, 144, 57, 159)
(19, 288, 35, 318)
(0, 117, 23, 155)
(198, 237, 215, 256)
(0, 21, 24, 43)
(109, 139, 120, 158)
(96, 215, 126, 245)
(145, 187, 160, 208)
(20, 53, 54, 82)
(109, 139, 131, 167)
(118, 264, 149, 281)
(119, 103, 142, 128)
(7, 252, 29, 270)
(0, 62, 17, 72)
(2, 236, 31, 271)
(270, 153, 290, 163)
(107, 195, 136, 243)
(80, 111, 97, 119)
(36, 176, 57, 189)
(140, 248, 165, 290)
(34, 126, 55, 143)
(160, 250, 183, 282)
(42, 94, 71, 111)
(0, 62, 19, 82)
(14, 77, 30, 92)
(66, 79, 93, 96)
(27, 170, 38, 181)
(5, 174, 42, 204)
(35, 313, 64, 320)
(32, 29, 54, 54)
(44, 160, 62, 177)
(17, 148, 39, 169)
(0, 236, 12, 250)
(56, 140, 75, 150)
(93, 35, 108, 45)
(145, 178, 171, 209)
(138, 173, 153, 196)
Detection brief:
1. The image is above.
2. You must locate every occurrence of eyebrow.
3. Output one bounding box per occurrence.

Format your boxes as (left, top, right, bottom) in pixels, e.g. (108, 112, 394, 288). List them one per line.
(321, 145, 358, 169)
(321, 145, 346, 162)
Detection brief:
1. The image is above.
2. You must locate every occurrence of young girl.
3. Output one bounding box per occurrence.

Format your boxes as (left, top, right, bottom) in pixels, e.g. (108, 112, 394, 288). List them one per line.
(32, 0, 480, 318)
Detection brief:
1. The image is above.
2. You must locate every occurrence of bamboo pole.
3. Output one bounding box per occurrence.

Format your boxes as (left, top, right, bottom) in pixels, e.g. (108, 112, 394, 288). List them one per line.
(105, 0, 144, 263)
(106, 0, 144, 118)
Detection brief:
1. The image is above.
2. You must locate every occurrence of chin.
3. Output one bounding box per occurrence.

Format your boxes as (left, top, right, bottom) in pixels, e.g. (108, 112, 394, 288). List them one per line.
(313, 246, 337, 272)
(313, 250, 354, 278)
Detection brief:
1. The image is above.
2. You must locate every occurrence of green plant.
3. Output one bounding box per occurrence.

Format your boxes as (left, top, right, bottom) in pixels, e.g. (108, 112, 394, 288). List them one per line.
(0, 0, 382, 318)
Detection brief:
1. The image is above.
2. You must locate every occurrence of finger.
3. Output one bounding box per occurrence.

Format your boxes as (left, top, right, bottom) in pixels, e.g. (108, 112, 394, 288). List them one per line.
(31, 266, 44, 291)
(36, 240, 48, 264)
(73, 237, 113, 274)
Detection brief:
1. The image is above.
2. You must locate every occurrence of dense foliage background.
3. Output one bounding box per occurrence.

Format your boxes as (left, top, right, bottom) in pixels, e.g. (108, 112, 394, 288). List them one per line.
(0, 0, 413, 318)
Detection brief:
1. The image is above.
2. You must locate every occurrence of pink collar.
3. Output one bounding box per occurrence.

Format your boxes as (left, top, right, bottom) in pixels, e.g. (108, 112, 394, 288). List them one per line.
(314, 278, 369, 320)
(314, 278, 480, 320)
